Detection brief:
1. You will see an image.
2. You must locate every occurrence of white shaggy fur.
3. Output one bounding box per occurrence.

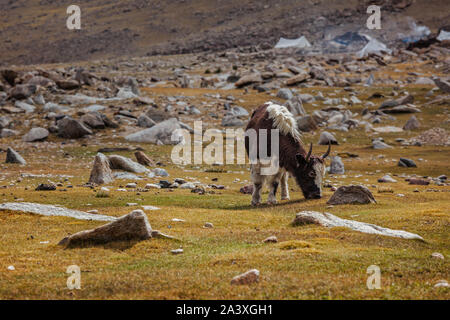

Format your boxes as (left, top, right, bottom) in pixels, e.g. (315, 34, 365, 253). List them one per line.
(266, 102, 302, 142)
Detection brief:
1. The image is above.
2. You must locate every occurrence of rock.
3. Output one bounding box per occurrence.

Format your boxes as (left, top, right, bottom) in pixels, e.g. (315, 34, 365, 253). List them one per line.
(35, 183, 56, 191)
(378, 175, 397, 183)
(372, 140, 392, 149)
(89, 153, 114, 185)
(235, 74, 262, 88)
(434, 280, 449, 288)
(125, 118, 183, 144)
(81, 112, 105, 129)
(329, 156, 345, 174)
(15, 101, 35, 113)
(380, 95, 414, 109)
(1, 129, 18, 138)
(153, 168, 169, 177)
(58, 210, 152, 247)
(382, 105, 421, 114)
(285, 96, 306, 116)
(22, 127, 49, 142)
(431, 252, 444, 260)
(137, 113, 156, 128)
(408, 178, 429, 185)
(1, 69, 18, 86)
(327, 185, 376, 205)
(56, 79, 80, 90)
(108, 155, 149, 173)
(126, 183, 137, 188)
(286, 72, 310, 86)
(230, 269, 260, 285)
(204, 222, 214, 228)
(9, 84, 36, 100)
(145, 183, 161, 189)
(171, 248, 183, 255)
(5, 147, 26, 164)
(318, 131, 338, 145)
(296, 115, 317, 132)
(231, 106, 249, 118)
(0, 202, 114, 221)
(222, 116, 244, 127)
(276, 88, 293, 100)
(57, 116, 93, 139)
(432, 77, 450, 93)
(398, 158, 417, 168)
(134, 151, 155, 166)
(159, 180, 172, 188)
(263, 236, 278, 243)
(240, 184, 253, 194)
(403, 115, 420, 130)
(292, 211, 423, 240)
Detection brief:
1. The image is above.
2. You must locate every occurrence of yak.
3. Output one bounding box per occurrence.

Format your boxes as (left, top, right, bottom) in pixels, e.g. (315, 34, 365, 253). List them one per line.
(245, 102, 330, 205)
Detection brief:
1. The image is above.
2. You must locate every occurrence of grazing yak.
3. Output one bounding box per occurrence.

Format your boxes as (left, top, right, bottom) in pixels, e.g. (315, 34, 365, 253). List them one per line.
(245, 102, 330, 205)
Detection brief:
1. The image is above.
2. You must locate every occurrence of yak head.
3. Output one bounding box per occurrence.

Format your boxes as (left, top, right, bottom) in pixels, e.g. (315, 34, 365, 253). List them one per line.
(293, 143, 331, 199)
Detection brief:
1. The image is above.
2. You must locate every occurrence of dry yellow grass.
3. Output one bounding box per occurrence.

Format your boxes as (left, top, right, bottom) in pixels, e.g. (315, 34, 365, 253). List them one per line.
(0, 61, 449, 299)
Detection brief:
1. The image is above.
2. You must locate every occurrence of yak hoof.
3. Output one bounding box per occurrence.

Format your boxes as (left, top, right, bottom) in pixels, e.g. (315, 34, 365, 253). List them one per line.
(267, 200, 277, 205)
(251, 201, 261, 207)
(281, 196, 290, 201)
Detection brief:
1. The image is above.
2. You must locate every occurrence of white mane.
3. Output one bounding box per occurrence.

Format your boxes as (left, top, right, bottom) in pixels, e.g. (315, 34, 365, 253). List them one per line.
(265, 102, 302, 142)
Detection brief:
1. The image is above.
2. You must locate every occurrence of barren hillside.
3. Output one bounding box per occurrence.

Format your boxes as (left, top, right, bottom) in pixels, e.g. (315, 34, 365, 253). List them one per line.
(1, 0, 449, 65)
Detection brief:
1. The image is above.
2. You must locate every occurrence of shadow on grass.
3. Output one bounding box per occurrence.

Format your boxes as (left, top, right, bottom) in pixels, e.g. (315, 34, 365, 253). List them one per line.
(224, 198, 307, 211)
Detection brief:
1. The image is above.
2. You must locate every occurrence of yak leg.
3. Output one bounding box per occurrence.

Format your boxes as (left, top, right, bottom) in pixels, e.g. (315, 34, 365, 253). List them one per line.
(267, 170, 283, 205)
(251, 164, 265, 206)
(280, 171, 290, 200)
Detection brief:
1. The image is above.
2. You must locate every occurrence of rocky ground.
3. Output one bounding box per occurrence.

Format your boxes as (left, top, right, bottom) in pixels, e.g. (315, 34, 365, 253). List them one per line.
(0, 37, 449, 299)
(1, 0, 450, 65)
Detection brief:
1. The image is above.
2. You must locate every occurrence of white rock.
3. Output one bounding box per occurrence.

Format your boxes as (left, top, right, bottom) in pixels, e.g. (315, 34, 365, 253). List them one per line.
(292, 211, 423, 240)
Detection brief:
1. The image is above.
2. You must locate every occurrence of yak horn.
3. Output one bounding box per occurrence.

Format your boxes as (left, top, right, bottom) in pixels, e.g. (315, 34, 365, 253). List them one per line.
(321, 143, 331, 160)
(306, 143, 313, 162)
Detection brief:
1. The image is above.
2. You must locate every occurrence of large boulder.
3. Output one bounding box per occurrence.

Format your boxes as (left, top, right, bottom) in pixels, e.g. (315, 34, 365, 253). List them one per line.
(22, 127, 49, 142)
(125, 118, 183, 144)
(57, 116, 93, 139)
(5, 147, 26, 164)
(56, 79, 80, 90)
(89, 153, 114, 185)
(291, 211, 423, 240)
(58, 210, 152, 247)
(327, 185, 376, 205)
(108, 155, 149, 173)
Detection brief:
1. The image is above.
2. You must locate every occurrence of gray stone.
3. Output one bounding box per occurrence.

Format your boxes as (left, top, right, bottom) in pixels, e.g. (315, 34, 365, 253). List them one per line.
(108, 155, 150, 173)
(398, 158, 417, 168)
(292, 211, 423, 240)
(403, 115, 420, 130)
(22, 127, 49, 142)
(0, 202, 115, 221)
(372, 140, 392, 149)
(276, 88, 294, 100)
(318, 131, 338, 145)
(5, 147, 26, 164)
(222, 116, 244, 127)
(327, 185, 376, 205)
(137, 113, 156, 128)
(285, 96, 306, 116)
(89, 153, 114, 185)
(125, 118, 182, 144)
(57, 116, 93, 139)
(329, 156, 345, 174)
(81, 112, 105, 129)
(58, 210, 152, 247)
